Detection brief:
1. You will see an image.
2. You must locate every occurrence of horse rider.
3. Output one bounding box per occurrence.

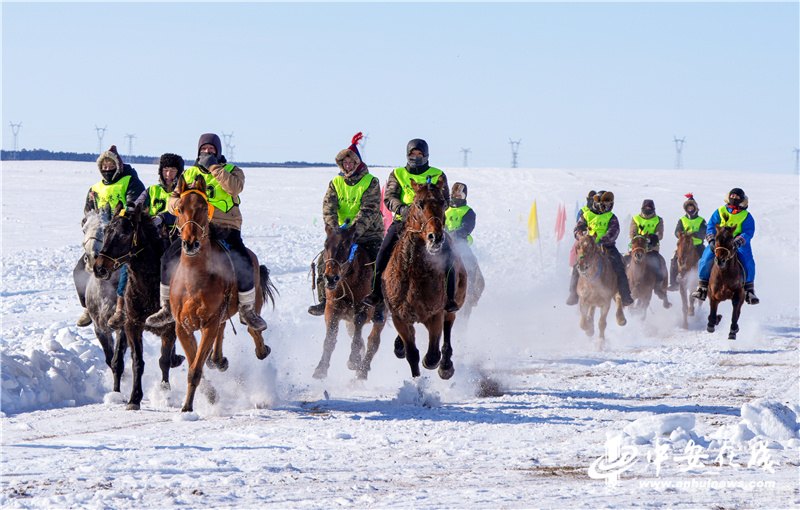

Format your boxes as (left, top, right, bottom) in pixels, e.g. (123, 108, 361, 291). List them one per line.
(106, 153, 184, 329)
(568, 191, 635, 307)
(566, 189, 597, 305)
(628, 199, 669, 293)
(444, 182, 476, 247)
(308, 132, 385, 320)
(362, 138, 459, 312)
(691, 188, 759, 305)
(74, 145, 145, 327)
(145, 133, 268, 331)
(667, 193, 707, 291)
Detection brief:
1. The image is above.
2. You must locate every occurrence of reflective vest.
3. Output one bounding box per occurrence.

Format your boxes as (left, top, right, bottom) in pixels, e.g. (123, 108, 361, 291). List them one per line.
(680, 216, 705, 245)
(181, 164, 239, 212)
(584, 210, 613, 241)
(445, 204, 474, 245)
(392, 166, 443, 220)
(633, 214, 660, 235)
(717, 206, 749, 237)
(147, 184, 171, 216)
(91, 175, 131, 210)
(332, 173, 374, 226)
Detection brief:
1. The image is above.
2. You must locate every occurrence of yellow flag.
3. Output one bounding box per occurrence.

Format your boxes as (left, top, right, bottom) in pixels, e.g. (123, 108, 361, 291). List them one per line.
(527, 200, 539, 242)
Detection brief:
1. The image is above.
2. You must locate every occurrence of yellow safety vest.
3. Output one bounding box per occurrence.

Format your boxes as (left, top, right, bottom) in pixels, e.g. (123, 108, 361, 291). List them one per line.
(91, 175, 131, 210)
(147, 184, 171, 216)
(717, 206, 749, 237)
(182, 164, 239, 212)
(584, 209, 613, 241)
(445, 204, 474, 245)
(332, 173, 374, 226)
(392, 166, 443, 220)
(633, 214, 660, 235)
(680, 216, 705, 245)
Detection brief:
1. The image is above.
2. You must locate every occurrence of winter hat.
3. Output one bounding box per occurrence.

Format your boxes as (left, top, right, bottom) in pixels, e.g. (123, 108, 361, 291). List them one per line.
(683, 193, 699, 214)
(725, 188, 748, 208)
(158, 153, 185, 190)
(97, 145, 123, 172)
(641, 199, 656, 217)
(197, 133, 222, 156)
(335, 132, 364, 170)
(594, 191, 614, 212)
(407, 138, 429, 157)
(451, 182, 468, 200)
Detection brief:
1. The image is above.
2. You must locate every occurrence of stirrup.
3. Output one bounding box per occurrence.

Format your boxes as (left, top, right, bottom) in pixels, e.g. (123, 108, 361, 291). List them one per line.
(145, 305, 174, 327)
(745, 291, 759, 305)
(76, 309, 92, 327)
(691, 287, 707, 301)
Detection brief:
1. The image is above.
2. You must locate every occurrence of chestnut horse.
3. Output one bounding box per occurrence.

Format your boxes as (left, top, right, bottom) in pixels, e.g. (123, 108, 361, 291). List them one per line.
(625, 235, 670, 318)
(706, 226, 746, 340)
(171, 175, 276, 412)
(94, 201, 184, 410)
(675, 232, 702, 329)
(575, 234, 626, 347)
(313, 225, 385, 380)
(382, 179, 467, 379)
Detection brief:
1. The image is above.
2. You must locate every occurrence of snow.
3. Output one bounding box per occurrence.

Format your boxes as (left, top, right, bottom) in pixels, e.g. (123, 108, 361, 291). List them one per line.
(1, 161, 798, 508)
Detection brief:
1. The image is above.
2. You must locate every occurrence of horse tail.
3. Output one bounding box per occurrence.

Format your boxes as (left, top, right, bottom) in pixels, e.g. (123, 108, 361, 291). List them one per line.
(259, 264, 279, 309)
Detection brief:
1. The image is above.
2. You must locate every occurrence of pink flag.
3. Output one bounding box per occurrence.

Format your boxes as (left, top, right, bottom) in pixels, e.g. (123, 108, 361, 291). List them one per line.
(380, 186, 393, 233)
(555, 203, 566, 242)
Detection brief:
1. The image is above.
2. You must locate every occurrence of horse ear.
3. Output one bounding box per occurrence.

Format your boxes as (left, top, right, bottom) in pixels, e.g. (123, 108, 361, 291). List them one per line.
(100, 204, 112, 221)
(113, 202, 124, 216)
(193, 176, 206, 193)
(176, 174, 187, 194)
(410, 180, 423, 194)
(436, 178, 445, 190)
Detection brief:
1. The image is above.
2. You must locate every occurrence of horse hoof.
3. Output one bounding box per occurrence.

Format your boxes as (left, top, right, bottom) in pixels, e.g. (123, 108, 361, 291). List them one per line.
(217, 357, 229, 372)
(707, 326, 715, 333)
(126, 403, 140, 411)
(715, 314, 723, 326)
(160, 381, 171, 391)
(347, 358, 361, 371)
(728, 333, 737, 340)
(438, 362, 454, 380)
(171, 354, 185, 368)
(313, 365, 327, 379)
(422, 353, 441, 370)
(181, 406, 193, 413)
(356, 369, 369, 380)
(617, 318, 627, 326)
(663, 301, 672, 309)
(394, 337, 405, 359)
(255, 344, 271, 360)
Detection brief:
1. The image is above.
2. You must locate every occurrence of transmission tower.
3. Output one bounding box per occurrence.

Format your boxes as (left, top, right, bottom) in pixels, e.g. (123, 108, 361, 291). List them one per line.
(228, 144, 235, 162)
(9, 122, 22, 159)
(794, 148, 799, 174)
(95, 125, 107, 154)
(509, 139, 521, 168)
(460, 148, 471, 167)
(673, 136, 686, 169)
(222, 132, 234, 157)
(124, 133, 136, 159)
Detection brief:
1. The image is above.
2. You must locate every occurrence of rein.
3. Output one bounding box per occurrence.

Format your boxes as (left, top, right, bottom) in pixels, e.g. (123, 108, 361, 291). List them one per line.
(175, 189, 215, 239)
(405, 211, 444, 235)
(714, 245, 734, 263)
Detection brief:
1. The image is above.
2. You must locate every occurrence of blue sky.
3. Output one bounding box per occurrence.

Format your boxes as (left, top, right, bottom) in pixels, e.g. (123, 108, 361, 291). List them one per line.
(2, 2, 798, 171)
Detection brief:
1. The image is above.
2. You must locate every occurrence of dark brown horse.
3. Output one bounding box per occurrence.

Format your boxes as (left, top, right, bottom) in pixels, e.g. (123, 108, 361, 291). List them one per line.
(383, 179, 467, 379)
(625, 235, 670, 318)
(313, 225, 385, 380)
(171, 175, 275, 412)
(575, 234, 626, 348)
(707, 226, 746, 340)
(94, 201, 184, 410)
(675, 232, 702, 329)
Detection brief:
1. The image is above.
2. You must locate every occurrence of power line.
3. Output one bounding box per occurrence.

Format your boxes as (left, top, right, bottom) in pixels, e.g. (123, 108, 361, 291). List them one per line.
(95, 125, 107, 155)
(460, 147, 471, 167)
(222, 132, 234, 161)
(9, 122, 22, 159)
(509, 139, 521, 168)
(673, 136, 686, 169)
(124, 133, 136, 159)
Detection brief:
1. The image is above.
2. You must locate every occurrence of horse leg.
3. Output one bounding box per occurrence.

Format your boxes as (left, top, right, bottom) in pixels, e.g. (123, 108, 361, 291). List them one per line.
(728, 294, 743, 340)
(707, 298, 721, 333)
(584, 306, 596, 337)
(125, 326, 145, 411)
(679, 282, 689, 329)
(615, 295, 627, 326)
(158, 329, 182, 390)
(182, 323, 220, 412)
(597, 301, 610, 349)
(94, 327, 115, 370)
(393, 319, 419, 378)
(99, 328, 125, 393)
(247, 325, 270, 360)
(438, 312, 456, 380)
(314, 315, 339, 379)
(421, 315, 443, 371)
(347, 315, 366, 372)
(579, 302, 590, 333)
(207, 326, 228, 372)
(358, 320, 384, 380)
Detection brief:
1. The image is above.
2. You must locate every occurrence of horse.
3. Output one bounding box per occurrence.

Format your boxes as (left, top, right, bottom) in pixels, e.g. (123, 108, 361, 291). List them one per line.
(625, 235, 670, 318)
(382, 179, 467, 379)
(93, 201, 185, 410)
(171, 175, 276, 412)
(575, 233, 626, 347)
(80, 207, 127, 392)
(312, 225, 385, 380)
(451, 239, 485, 323)
(675, 231, 702, 329)
(706, 226, 746, 340)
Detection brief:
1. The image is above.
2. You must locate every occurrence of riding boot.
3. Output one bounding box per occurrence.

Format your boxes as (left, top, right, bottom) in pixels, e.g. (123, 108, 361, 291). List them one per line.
(238, 288, 268, 332)
(145, 284, 174, 327)
(744, 282, 760, 305)
(363, 276, 383, 307)
(691, 280, 708, 301)
(566, 266, 580, 305)
(108, 296, 126, 329)
(308, 257, 326, 316)
(667, 255, 679, 291)
(444, 266, 459, 312)
(76, 308, 92, 327)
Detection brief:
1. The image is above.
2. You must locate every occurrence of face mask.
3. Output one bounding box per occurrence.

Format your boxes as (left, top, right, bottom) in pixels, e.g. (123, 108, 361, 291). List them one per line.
(101, 170, 115, 182)
(408, 155, 427, 168)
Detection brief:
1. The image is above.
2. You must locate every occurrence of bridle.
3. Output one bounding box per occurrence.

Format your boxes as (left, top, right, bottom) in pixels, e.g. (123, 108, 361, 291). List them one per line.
(175, 189, 215, 240)
(96, 210, 144, 272)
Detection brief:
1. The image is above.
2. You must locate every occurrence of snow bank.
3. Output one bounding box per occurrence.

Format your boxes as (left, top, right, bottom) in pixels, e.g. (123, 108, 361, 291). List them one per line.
(622, 413, 696, 444)
(740, 398, 798, 441)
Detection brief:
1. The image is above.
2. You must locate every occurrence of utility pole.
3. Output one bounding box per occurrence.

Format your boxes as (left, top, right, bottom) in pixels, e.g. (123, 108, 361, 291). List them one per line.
(222, 131, 234, 158)
(124, 133, 136, 160)
(460, 148, 471, 167)
(509, 139, 521, 168)
(228, 144, 235, 163)
(794, 148, 799, 174)
(673, 136, 686, 169)
(9, 122, 22, 159)
(95, 125, 107, 155)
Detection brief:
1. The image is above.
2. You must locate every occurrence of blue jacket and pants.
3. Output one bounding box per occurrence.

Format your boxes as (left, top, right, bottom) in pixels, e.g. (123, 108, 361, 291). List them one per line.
(698, 206, 756, 283)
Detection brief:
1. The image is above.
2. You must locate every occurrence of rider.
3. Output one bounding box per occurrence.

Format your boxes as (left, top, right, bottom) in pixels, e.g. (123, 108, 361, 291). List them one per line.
(444, 182, 476, 246)
(691, 188, 759, 305)
(145, 133, 268, 331)
(308, 132, 384, 319)
(107, 153, 184, 329)
(667, 193, 707, 291)
(363, 138, 458, 312)
(75, 145, 145, 327)
(568, 191, 635, 307)
(629, 199, 668, 293)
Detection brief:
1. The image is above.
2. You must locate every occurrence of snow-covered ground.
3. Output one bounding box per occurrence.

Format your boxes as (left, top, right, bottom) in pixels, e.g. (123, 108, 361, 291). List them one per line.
(1, 161, 798, 508)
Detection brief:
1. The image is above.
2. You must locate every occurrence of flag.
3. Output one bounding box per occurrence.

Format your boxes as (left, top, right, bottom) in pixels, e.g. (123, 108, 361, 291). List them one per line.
(379, 186, 393, 233)
(555, 203, 566, 242)
(527, 200, 539, 243)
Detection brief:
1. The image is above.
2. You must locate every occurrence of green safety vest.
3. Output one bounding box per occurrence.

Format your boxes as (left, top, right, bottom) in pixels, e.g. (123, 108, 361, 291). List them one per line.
(182, 164, 239, 212)
(91, 175, 131, 210)
(332, 173, 374, 226)
(584, 209, 613, 241)
(392, 166, 443, 220)
(445, 204, 473, 245)
(717, 206, 749, 237)
(633, 214, 660, 235)
(680, 216, 705, 245)
(147, 184, 171, 216)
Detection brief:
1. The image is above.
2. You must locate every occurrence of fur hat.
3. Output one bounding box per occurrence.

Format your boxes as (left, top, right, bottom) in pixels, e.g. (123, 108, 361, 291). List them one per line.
(594, 191, 614, 212)
(683, 193, 699, 213)
(725, 188, 748, 209)
(451, 182, 468, 200)
(335, 132, 364, 171)
(197, 133, 222, 156)
(158, 153, 184, 189)
(97, 144, 123, 172)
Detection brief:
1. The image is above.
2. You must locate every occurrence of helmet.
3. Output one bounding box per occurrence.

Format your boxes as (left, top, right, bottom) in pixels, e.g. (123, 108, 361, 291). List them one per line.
(726, 188, 747, 208)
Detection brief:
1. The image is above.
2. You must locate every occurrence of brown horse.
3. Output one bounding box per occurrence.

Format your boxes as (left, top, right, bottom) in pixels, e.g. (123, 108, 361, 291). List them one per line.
(707, 226, 746, 340)
(171, 175, 275, 412)
(383, 179, 467, 379)
(675, 232, 702, 329)
(313, 225, 385, 380)
(625, 235, 670, 318)
(575, 234, 626, 347)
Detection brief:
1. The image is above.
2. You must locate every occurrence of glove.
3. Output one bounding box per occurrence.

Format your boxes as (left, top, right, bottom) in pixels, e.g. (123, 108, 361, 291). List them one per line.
(733, 235, 746, 249)
(705, 233, 715, 245)
(152, 215, 163, 227)
(196, 152, 219, 171)
(397, 205, 409, 218)
(648, 234, 660, 247)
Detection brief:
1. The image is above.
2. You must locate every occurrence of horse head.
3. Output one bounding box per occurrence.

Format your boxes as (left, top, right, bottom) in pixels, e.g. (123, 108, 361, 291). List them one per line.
(713, 226, 737, 269)
(322, 224, 358, 292)
(94, 201, 149, 280)
(175, 175, 212, 257)
(407, 179, 447, 255)
(629, 235, 649, 263)
(82, 205, 112, 271)
(575, 232, 601, 275)
(676, 231, 699, 272)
